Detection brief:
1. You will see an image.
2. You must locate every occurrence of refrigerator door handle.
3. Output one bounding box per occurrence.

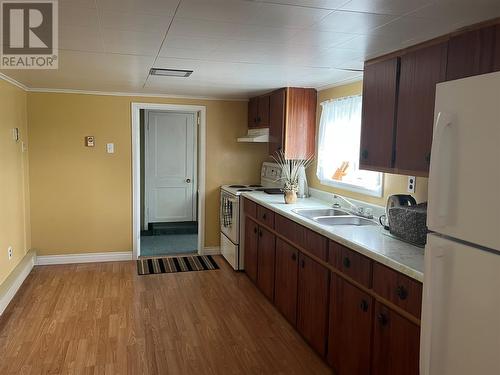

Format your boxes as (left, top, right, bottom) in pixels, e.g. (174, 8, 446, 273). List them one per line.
(428, 112, 454, 228)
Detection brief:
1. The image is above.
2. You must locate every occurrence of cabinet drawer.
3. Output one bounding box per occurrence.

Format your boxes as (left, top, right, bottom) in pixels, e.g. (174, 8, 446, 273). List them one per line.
(298, 228, 328, 261)
(275, 214, 305, 248)
(243, 198, 257, 218)
(256, 205, 275, 228)
(373, 263, 422, 318)
(329, 241, 372, 288)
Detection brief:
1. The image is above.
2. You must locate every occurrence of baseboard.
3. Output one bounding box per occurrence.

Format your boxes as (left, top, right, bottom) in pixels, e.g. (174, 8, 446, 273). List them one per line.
(0, 250, 36, 316)
(36, 251, 133, 266)
(202, 247, 220, 255)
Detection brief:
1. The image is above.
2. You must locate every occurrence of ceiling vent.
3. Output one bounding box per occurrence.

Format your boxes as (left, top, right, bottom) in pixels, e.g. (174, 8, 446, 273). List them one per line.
(149, 68, 193, 77)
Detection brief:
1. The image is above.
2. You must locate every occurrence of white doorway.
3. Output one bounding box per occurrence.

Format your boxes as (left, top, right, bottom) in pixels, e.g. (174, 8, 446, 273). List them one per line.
(144, 111, 196, 225)
(132, 103, 206, 259)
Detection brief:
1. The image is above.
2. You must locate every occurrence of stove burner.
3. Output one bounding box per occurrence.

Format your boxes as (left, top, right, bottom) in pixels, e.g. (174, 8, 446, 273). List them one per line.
(229, 185, 246, 188)
(254, 188, 267, 191)
(248, 184, 263, 187)
(237, 189, 253, 192)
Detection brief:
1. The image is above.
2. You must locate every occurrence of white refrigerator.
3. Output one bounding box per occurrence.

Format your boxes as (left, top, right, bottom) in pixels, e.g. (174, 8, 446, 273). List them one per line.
(421, 71, 500, 374)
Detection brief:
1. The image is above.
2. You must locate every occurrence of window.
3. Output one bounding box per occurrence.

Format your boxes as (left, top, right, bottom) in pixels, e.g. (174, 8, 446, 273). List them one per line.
(316, 95, 383, 197)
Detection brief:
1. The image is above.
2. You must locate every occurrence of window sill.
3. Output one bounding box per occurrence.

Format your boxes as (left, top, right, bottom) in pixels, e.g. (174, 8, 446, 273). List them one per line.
(319, 178, 383, 198)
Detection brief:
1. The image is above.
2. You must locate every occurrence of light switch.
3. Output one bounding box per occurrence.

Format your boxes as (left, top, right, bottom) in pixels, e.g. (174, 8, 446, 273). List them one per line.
(106, 143, 115, 154)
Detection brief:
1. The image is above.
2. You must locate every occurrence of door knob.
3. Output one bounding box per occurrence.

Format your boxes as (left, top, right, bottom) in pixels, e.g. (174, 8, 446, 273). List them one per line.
(186, 178, 191, 183)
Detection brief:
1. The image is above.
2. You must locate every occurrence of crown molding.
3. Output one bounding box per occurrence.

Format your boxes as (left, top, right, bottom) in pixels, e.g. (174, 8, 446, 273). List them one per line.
(0, 73, 29, 91)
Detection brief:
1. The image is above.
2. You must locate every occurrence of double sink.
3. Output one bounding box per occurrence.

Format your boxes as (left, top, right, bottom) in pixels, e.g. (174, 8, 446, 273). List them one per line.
(292, 208, 378, 227)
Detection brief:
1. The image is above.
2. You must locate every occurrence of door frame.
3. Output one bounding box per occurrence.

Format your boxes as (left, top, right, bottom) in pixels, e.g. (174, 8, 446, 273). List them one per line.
(143, 110, 197, 228)
(132, 102, 206, 259)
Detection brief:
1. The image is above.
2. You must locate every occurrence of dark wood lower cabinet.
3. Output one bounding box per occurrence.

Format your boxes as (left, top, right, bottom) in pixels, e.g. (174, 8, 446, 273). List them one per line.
(328, 275, 373, 375)
(244, 217, 258, 283)
(256, 227, 276, 301)
(274, 238, 299, 326)
(297, 253, 330, 357)
(372, 301, 420, 375)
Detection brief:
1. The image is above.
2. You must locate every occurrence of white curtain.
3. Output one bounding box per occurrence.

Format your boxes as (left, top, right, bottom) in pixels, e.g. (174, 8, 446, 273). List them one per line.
(316, 95, 363, 183)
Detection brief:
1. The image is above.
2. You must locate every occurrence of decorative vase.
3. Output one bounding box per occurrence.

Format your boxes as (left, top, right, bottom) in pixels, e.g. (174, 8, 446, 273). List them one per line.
(284, 190, 298, 204)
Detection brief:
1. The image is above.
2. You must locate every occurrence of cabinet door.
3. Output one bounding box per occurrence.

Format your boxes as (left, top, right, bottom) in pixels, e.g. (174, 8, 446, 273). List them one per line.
(327, 275, 373, 375)
(257, 227, 276, 301)
(244, 218, 258, 283)
(494, 24, 500, 72)
(360, 57, 399, 171)
(297, 253, 329, 356)
(274, 238, 299, 326)
(284, 88, 317, 159)
(446, 25, 497, 81)
(248, 97, 259, 128)
(258, 95, 271, 127)
(372, 301, 420, 375)
(269, 89, 285, 157)
(395, 42, 447, 175)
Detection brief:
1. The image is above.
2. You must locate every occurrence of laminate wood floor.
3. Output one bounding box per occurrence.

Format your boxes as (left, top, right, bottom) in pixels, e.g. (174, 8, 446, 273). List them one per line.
(0, 256, 332, 374)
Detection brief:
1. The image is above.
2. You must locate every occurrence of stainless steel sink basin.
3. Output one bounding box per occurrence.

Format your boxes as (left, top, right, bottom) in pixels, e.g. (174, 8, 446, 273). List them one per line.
(314, 216, 378, 226)
(292, 208, 350, 219)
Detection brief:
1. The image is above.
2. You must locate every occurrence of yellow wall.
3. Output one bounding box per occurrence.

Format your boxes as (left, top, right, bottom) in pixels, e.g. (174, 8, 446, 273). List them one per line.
(307, 81, 429, 206)
(28, 92, 268, 255)
(0, 80, 31, 286)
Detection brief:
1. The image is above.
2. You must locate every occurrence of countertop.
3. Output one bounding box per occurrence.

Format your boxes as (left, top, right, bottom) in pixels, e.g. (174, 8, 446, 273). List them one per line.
(241, 191, 424, 282)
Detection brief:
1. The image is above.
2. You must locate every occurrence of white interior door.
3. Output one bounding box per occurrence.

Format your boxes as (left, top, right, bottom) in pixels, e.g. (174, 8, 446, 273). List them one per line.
(146, 111, 196, 223)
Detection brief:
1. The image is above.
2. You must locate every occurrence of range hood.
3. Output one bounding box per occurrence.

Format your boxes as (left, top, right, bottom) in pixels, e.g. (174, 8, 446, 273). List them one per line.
(237, 128, 269, 143)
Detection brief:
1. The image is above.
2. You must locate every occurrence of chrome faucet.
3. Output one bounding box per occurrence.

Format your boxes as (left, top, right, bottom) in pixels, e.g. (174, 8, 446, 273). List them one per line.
(332, 194, 374, 219)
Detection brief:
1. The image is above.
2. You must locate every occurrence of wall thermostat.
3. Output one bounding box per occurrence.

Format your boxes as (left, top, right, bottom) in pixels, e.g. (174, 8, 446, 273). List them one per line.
(85, 136, 95, 147)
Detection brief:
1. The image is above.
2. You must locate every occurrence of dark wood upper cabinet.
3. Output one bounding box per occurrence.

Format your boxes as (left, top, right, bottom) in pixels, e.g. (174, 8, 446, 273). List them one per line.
(256, 227, 276, 301)
(244, 217, 258, 283)
(395, 42, 448, 175)
(360, 57, 400, 172)
(494, 24, 500, 71)
(248, 95, 270, 128)
(274, 238, 299, 326)
(297, 253, 329, 357)
(328, 275, 373, 375)
(446, 25, 497, 81)
(372, 301, 420, 375)
(269, 88, 286, 156)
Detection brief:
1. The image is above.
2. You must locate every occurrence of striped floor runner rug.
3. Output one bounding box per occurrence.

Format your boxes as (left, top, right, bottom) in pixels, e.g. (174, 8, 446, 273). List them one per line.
(137, 255, 219, 275)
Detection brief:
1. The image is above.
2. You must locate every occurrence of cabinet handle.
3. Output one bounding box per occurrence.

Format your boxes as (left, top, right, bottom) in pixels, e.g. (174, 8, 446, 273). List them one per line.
(262, 213, 267, 220)
(377, 313, 389, 326)
(301, 259, 305, 268)
(360, 299, 369, 312)
(259, 230, 263, 238)
(291, 253, 297, 261)
(425, 153, 431, 164)
(361, 149, 369, 160)
(342, 257, 351, 268)
(395, 285, 408, 300)
(253, 227, 257, 234)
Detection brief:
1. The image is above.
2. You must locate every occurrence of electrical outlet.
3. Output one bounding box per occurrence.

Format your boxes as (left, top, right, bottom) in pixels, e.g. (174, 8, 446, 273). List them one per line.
(7, 246, 13, 260)
(407, 176, 416, 193)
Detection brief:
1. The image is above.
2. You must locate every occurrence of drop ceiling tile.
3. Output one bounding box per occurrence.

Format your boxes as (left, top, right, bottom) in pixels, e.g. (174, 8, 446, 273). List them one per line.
(339, 0, 432, 16)
(162, 36, 223, 52)
(290, 29, 358, 48)
(60, 6, 99, 28)
(372, 16, 449, 43)
(255, 2, 333, 28)
(99, 11, 171, 34)
(177, 0, 262, 24)
(96, 0, 179, 16)
(59, 0, 96, 8)
(313, 10, 396, 33)
(60, 25, 104, 53)
(334, 32, 409, 57)
(265, 0, 350, 10)
(102, 28, 164, 55)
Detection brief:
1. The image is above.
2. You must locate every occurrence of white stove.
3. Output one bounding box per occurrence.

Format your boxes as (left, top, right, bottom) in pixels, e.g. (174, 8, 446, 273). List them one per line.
(220, 162, 284, 270)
